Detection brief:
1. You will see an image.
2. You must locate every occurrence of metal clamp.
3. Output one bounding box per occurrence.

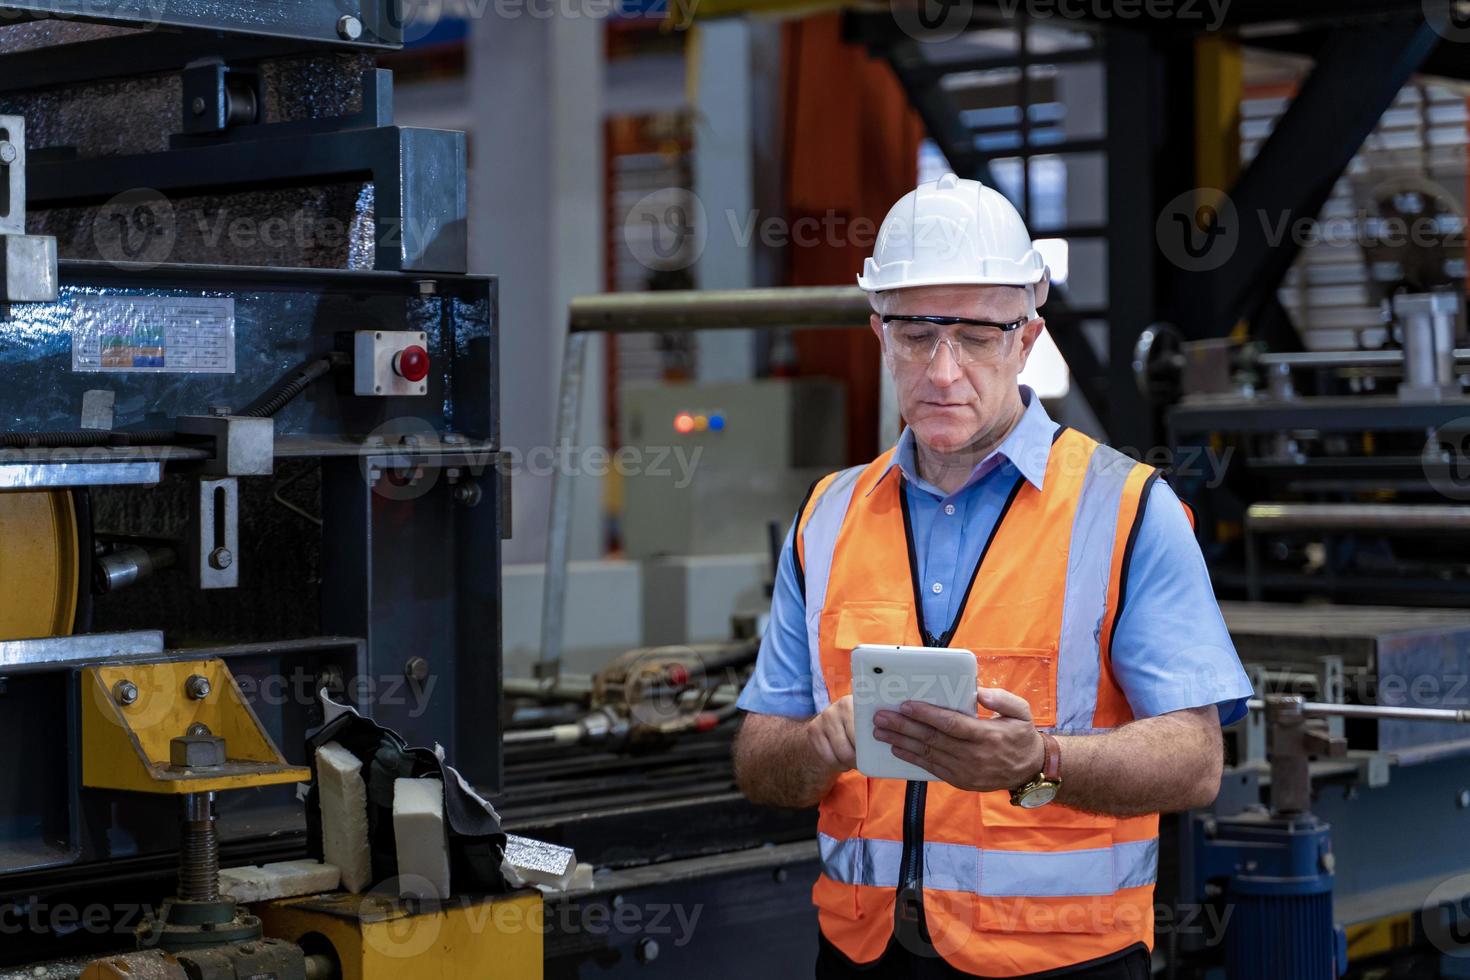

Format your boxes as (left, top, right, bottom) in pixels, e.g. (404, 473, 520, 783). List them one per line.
(0, 115, 58, 303)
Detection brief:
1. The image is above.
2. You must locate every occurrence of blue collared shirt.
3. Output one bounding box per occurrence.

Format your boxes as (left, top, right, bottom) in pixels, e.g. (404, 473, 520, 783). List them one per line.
(737, 386, 1252, 726)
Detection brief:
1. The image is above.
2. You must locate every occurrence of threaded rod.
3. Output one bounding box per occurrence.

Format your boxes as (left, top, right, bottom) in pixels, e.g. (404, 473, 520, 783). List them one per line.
(178, 791, 219, 902)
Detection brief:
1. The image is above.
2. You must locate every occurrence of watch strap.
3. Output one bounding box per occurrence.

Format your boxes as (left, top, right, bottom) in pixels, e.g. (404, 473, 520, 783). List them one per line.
(1040, 732, 1061, 781)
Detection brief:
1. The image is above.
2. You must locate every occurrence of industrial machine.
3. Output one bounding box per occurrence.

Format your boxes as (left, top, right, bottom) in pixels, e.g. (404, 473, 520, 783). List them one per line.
(0, 13, 827, 980)
(0, 4, 520, 976)
(619, 377, 846, 558)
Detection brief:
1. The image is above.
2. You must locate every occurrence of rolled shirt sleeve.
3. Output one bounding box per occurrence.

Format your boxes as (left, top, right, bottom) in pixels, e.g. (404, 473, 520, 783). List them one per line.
(1109, 479, 1253, 726)
(736, 522, 818, 718)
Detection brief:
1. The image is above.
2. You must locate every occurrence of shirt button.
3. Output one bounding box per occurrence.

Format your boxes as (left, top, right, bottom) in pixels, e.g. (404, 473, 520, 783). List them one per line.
(931, 582, 943, 594)
(944, 504, 956, 516)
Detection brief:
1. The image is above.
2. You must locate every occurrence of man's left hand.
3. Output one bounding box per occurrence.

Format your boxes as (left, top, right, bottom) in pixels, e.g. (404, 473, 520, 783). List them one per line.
(872, 687, 1044, 792)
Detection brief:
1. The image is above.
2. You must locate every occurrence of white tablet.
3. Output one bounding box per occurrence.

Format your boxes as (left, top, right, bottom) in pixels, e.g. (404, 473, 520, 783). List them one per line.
(851, 644, 978, 781)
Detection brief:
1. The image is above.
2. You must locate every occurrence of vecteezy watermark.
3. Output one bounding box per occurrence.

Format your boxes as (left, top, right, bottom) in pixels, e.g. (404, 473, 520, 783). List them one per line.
(622, 191, 972, 274)
(84, 667, 445, 732)
(1156, 189, 1239, 272)
(91, 190, 449, 270)
(895, 898, 1233, 957)
(360, 892, 704, 959)
(0, 898, 158, 937)
(887, 0, 1230, 42)
(359, 417, 703, 502)
(93, 189, 177, 269)
(1156, 187, 1467, 273)
(0, 0, 168, 30)
(1424, 0, 1470, 43)
(1424, 416, 1470, 502)
(623, 188, 708, 274)
(1423, 873, 1470, 957)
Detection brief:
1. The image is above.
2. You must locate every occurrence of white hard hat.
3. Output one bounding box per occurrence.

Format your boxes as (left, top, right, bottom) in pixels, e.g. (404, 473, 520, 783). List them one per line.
(858, 173, 1048, 311)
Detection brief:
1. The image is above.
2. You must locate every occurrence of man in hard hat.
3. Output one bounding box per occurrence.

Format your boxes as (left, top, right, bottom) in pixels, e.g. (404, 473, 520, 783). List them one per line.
(733, 173, 1251, 979)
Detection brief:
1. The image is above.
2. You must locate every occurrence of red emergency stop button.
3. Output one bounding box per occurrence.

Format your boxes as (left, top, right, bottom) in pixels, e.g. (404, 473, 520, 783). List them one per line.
(393, 345, 430, 382)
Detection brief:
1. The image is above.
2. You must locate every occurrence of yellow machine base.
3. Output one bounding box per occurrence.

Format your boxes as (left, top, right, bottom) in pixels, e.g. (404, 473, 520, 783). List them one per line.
(259, 890, 545, 980)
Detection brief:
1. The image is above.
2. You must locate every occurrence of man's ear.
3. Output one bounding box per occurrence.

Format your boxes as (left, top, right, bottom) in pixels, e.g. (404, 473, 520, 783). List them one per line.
(1017, 317, 1045, 366)
(870, 313, 884, 345)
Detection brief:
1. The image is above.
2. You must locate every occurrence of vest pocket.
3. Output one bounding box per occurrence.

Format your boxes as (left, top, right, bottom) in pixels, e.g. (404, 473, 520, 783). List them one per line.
(972, 646, 1057, 727)
(821, 600, 914, 697)
(831, 600, 913, 650)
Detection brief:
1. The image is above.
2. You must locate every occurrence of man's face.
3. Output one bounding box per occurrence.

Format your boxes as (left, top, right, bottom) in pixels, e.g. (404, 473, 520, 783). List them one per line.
(869, 284, 1044, 454)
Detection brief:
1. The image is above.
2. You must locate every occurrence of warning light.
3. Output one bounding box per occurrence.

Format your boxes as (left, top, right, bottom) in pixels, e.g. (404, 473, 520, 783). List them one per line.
(673, 412, 695, 434)
(694, 414, 709, 432)
(708, 414, 725, 431)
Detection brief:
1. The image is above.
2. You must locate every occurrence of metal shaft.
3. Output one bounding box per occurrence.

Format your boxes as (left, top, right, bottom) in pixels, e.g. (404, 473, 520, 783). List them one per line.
(1247, 697, 1470, 723)
(1245, 502, 1470, 533)
(178, 791, 219, 902)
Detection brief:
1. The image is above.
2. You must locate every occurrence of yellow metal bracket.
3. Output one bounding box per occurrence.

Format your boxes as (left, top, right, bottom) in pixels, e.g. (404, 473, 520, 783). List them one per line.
(259, 891, 545, 980)
(81, 658, 309, 794)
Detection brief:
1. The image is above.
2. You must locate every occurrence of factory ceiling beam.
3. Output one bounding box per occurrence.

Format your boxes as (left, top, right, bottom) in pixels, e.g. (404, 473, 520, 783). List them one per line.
(1170, 16, 1443, 347)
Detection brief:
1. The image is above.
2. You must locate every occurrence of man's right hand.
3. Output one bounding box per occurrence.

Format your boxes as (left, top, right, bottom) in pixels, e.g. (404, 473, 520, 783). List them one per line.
(804, 694, 856, 776)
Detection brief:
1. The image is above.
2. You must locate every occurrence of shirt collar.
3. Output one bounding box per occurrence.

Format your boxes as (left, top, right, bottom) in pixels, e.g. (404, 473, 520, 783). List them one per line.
(869, 385, 1058, 498)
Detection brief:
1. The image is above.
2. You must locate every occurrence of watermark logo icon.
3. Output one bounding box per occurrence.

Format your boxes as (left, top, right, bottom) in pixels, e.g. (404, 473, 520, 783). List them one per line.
(1424, 416, 1470, 502)
(1423, 873, 1470, 956)
(890, 0, 973, 41)
(93, 188, 176, 268)
(623, 188, 706, 273)
(1425, 0, 1470, 42)
(1156, 189, 1238, 272)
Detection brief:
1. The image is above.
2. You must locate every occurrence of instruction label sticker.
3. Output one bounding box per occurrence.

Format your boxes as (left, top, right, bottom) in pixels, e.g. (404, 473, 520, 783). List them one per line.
(71, 296, 236, 374)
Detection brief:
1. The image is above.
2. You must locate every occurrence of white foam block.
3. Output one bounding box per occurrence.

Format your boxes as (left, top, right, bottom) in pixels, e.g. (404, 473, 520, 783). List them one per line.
(219, 860, 342, 903)
(392, 778, 451, 900)
(316, 742, 372, 893)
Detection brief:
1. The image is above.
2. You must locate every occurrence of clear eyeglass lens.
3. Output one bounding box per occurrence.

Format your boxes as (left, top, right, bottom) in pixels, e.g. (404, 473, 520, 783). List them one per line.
(888, 323, 1009, 365)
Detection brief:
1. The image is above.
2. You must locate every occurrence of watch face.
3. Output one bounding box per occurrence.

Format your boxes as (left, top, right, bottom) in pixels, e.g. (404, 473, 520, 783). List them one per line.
(1019, 783, 1059, 808)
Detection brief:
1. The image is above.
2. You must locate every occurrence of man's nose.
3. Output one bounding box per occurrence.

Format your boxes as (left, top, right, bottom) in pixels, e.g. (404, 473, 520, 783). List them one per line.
(927, 338, 963, 386)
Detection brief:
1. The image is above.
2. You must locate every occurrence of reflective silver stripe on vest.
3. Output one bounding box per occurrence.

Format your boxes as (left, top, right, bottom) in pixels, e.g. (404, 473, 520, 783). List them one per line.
(818, 831, 902, 887)
(800, 465, 866, 713)
(1054, 443, 1138, 733)
(819, 832, 1158, 897)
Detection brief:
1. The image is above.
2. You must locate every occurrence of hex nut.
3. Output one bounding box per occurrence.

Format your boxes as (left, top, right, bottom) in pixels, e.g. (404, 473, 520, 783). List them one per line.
(185, 674, 212, 700)
(170, 734, 226, 769)
(114, 679, 139, 706)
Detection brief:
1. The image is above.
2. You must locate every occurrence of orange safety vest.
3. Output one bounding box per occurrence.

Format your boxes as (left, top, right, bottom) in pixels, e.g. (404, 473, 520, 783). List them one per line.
(794, 426, 1160, 977)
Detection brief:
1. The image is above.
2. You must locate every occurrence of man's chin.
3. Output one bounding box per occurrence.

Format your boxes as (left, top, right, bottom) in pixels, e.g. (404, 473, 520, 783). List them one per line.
(908, 421, 979, 453)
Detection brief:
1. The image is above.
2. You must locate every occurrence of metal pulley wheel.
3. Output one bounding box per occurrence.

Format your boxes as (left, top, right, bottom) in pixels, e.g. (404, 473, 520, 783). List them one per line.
(1132, 322, 1184, 404)
(0, 489, 81, 640)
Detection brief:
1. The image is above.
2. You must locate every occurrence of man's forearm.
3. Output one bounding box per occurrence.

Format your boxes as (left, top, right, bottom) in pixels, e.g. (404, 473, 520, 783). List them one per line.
(1054, 707, 1223, 817)
(733, 714, 838, 809)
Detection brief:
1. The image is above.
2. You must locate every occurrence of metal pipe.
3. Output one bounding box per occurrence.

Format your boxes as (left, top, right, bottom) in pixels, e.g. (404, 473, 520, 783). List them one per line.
(95, 544, 177, 593)
(568, 286, 872, 334)
(1247, 698, 1470, 723)
(1255, 347, 1470, 370)
(1245, 502, 1470, 532)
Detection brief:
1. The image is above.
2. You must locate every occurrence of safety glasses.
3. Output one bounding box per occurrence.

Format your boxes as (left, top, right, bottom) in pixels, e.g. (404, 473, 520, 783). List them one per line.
(880, 314, 1027, 366)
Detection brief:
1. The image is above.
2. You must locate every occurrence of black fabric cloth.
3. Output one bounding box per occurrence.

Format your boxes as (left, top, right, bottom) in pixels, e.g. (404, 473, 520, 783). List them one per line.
(304, 705, 508, 895)
(815, 932, 1151, 980)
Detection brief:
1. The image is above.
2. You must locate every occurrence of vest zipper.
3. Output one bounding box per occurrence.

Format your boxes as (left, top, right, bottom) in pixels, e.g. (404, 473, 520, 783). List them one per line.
(892, 475, 1027, 943)
(896, 780, 926, 929)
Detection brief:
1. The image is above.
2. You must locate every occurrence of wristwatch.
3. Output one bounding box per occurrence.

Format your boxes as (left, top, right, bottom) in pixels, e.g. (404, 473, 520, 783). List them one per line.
(1009, 732, 1061, 808)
